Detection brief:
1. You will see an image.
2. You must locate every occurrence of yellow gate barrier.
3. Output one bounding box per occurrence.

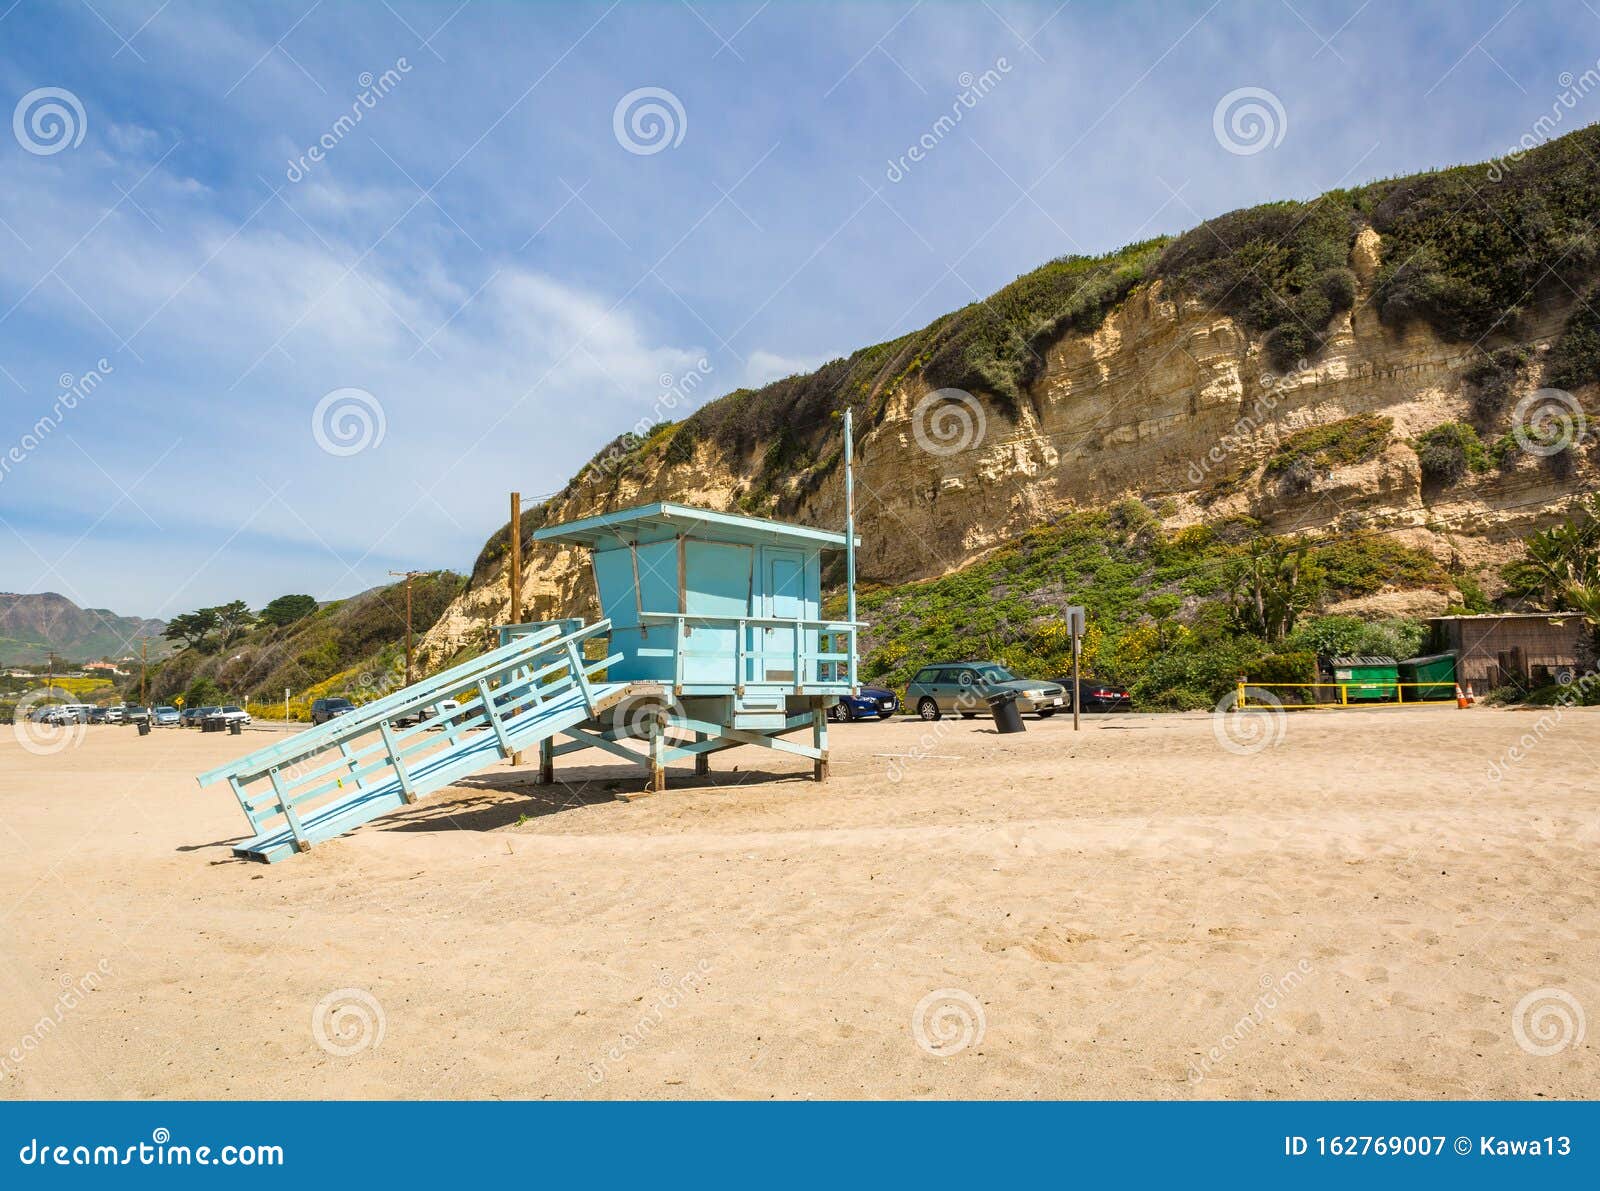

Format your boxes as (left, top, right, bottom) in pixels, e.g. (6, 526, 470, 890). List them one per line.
(1236, 680, 1460, 709)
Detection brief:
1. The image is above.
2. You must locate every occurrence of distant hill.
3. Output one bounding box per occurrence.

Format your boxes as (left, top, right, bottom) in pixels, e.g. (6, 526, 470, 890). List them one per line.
(0, 592, 168, 665)
(148, 571, 464, 717)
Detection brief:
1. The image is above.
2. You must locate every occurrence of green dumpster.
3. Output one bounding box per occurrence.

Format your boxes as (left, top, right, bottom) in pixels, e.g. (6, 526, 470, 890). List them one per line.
(1328, 655, 1399, 702)
(1398, 651, 1457, 701)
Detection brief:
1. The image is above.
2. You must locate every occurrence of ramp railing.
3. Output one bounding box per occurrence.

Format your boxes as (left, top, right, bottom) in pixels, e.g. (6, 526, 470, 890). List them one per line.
(198, 619, 618, 855)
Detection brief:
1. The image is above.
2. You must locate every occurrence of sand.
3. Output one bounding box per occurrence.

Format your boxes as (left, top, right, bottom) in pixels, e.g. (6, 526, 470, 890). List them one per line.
(0, 705, 1595, 1100)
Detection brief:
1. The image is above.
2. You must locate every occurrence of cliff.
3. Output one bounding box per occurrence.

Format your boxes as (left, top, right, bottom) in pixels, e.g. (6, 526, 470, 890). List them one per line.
(420, 125, 1600, 668)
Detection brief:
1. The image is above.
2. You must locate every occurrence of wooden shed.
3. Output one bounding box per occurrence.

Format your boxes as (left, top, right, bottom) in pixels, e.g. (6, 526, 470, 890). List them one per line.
(1425, 613, 1588, 689)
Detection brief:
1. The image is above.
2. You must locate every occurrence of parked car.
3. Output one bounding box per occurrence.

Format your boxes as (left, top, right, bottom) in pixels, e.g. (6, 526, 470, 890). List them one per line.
(904, 662, 1067, 721)
(827, 685, 898, 721)
(89, 706, 111, 724)
(1049, 676, 1133, 713)
(393, 698, 464, 728)
(211, 705, 252, 726)
(180, 705, 218, 727)
(122, 704, 151, 725)
(428, 699, 464, 728)
(310, 697, 357, 725)
(41, 704, 90, 725)
(153, 705, 180, 727)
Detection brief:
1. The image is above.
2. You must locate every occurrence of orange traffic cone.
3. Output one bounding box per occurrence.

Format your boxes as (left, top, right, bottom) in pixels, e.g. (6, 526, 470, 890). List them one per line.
(1465, 682, 1476, 704)
(1455, 683, 1470, 709)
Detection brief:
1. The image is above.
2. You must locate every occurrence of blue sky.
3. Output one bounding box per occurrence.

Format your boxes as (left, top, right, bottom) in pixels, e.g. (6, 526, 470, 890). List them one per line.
(0, 0, 1593, 616)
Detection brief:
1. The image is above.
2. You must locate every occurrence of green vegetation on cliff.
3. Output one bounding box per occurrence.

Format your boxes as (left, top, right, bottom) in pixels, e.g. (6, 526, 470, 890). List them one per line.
(839, 508, 1446, 709)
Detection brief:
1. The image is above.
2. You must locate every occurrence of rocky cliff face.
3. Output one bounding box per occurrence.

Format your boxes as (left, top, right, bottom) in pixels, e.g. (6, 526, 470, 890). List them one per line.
(421, 226, 1597, 666)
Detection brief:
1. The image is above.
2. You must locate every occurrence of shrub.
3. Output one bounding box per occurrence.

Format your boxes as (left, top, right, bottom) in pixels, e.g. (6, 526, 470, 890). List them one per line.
(1252, 651, 1318, 683)
(1361, 126, 1600, 343)
(1312, 533, 1444, 597)
(1461, 346, 1530, 421)
(1414, 422, 1488, 484)
(259, 594, 317, 627)
(1547, 285, 1600, 391)
(921, 240, 1166, 413)
(1155, 199, 1358, 371)
(1265, 414, 1392, 485)
(1284, 615, 1427, 660)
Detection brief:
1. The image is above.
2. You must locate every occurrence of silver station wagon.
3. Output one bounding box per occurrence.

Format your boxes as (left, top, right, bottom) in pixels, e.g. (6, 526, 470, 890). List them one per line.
(904, 662, 1066, 721)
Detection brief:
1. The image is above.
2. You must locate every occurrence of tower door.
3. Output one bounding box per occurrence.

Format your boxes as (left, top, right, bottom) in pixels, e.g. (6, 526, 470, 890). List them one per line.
(762, 550, 804, 683)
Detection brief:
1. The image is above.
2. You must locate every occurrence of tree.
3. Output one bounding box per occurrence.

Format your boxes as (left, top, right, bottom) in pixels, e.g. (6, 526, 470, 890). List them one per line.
(1503, 496, 1600, 656)
(1503, 496, 1600, 609)
(213, 600, 256, 648)
(164, 608, 220, 651)
(1228, 535, 1323, 643)
(259, 594, 317, 627)
(183, 676, 224, 708)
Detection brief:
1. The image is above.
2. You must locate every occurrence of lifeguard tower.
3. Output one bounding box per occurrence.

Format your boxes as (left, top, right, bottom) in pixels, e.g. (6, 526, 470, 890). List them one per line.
(196, 420, 864, 863)
(520, 502, 858, 790)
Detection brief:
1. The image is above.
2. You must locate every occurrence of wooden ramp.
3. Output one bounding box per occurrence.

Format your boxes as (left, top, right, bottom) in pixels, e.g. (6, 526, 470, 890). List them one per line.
(197, 620, 627, 863)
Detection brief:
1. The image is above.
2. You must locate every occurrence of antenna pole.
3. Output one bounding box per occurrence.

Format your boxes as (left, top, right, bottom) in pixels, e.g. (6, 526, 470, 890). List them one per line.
(844, 408, 856, 692)
(509, 491, 523, 627)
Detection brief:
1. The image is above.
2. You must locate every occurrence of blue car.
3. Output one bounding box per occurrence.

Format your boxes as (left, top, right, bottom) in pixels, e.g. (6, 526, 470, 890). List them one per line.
(827, 685, 898, 722)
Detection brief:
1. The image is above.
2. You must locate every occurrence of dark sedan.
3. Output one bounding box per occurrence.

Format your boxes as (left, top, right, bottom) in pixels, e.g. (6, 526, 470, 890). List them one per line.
(827, 685, 899, 721)
(1049, 676, 1133, 713)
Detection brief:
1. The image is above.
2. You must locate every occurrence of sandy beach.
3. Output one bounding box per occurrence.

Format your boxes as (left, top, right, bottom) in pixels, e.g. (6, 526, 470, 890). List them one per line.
(1, 705, 1595, 1100)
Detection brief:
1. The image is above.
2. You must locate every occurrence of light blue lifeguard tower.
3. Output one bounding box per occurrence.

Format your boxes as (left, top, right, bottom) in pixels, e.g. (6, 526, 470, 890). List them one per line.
(197, 419, 863, 862)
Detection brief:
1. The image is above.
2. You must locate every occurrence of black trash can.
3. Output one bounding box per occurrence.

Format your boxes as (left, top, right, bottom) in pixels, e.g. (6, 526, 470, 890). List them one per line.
(202, 716, 219, 733)
(136, 720, 150, 736)
(986, 690, 1025, 734)
(229, 719, 242, 735)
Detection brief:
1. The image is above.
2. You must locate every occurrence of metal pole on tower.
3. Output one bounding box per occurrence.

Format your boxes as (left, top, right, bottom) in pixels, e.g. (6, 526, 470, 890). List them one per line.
(508, 492, 525, 766)
(844, 408, 857, 693)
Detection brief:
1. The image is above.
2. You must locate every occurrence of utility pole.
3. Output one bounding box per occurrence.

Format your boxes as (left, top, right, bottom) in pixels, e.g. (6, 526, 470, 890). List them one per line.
(140, 638, 148, 705)
(509, 491, 523, 626)
(388, 570, 426, 686)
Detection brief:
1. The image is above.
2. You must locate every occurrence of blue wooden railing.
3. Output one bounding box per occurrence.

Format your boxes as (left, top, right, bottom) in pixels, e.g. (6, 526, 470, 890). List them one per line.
(197, 620, 621, 861)
(637, 612, 860, 694)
